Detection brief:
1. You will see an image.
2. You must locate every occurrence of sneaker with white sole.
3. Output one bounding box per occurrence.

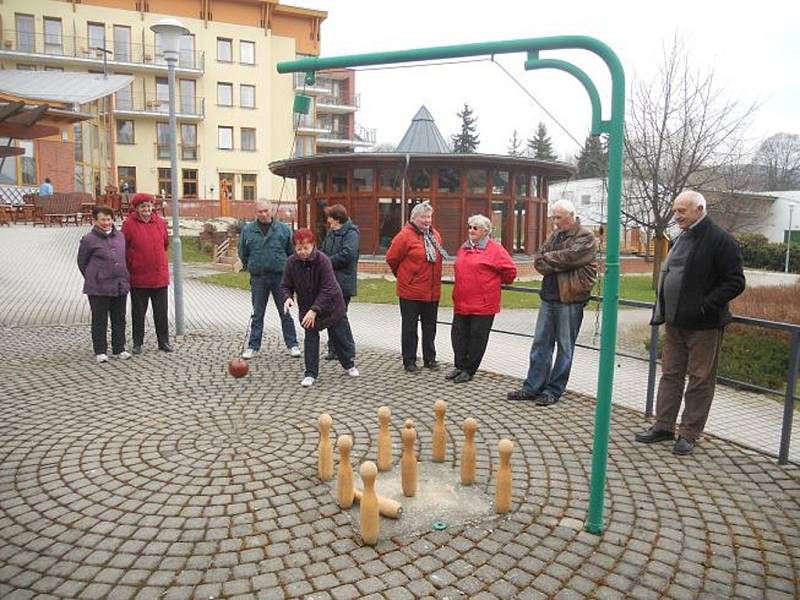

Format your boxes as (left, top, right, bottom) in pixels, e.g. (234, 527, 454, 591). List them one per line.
(242, 348, 257, 360)
(300, 376, 315, 387)
(95, 353, 109, 363)
(346, 367, 360, 377)
(290, 346, 302, 358)
(112, 351, 131, 360)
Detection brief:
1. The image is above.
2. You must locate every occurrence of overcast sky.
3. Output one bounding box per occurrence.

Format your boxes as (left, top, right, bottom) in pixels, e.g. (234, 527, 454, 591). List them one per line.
(299, 0, 799, 160)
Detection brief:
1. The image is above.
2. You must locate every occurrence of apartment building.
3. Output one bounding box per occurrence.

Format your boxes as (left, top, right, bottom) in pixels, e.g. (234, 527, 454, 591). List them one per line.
(0, 0, 370, 202)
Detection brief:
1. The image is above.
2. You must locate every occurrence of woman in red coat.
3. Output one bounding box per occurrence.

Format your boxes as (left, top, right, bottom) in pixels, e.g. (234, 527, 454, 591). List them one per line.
(385, 201, 447, 373)
(121, 193, 172, 354)
(448, 214, 517, 383)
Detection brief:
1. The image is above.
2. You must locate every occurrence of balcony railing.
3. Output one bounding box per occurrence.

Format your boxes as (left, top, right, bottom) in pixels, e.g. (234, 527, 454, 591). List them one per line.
(153, 143, 200, 161)
(317, 93, 360, 110)
(116, 93, 205, 118)
(0, 29, 204, 72)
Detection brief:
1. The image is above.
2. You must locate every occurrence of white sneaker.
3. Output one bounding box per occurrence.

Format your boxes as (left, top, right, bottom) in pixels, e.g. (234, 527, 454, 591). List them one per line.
(346, 366, 360, 377)
(242, 348, 257, 360)
(95, 353, 108, 363)
(113, 351, 131, 360)
(300, 376, 315, 387)
(290, 346, 302, 358)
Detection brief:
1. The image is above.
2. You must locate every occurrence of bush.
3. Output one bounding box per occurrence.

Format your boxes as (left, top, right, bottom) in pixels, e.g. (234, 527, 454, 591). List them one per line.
(227, 219, 245, 234)
(202, 222, 217, 234)
(736, 233, 800, 273)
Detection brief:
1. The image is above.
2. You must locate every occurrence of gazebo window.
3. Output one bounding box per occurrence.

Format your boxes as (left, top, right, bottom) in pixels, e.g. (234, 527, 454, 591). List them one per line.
(353, 168, 373, 192)
(467, 169, 487, 194)
(492, 170, 510, 195)
(529, 174, 540, 197)
(378, 197, 401, 250)
(380, 168, 401, 191)
(437, 168, 461, 194)
(514, 172, 529, 197)
(315, 171, 328, 194)
(409, 168, 431, 192)
(332, 169, 347, 193)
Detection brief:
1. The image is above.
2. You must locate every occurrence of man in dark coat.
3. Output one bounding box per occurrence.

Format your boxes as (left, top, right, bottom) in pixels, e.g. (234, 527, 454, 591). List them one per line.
(281, 228, 358, 387)
(319, 203, 359, 360)
(636, 190, 745, 455)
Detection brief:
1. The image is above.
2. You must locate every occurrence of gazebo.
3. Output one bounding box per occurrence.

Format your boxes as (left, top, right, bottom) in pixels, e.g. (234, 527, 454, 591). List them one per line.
(269, 106, 575, 255)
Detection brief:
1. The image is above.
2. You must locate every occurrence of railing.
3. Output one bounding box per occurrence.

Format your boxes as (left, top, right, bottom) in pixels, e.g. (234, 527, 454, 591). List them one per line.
(116, 93, 205, 117)
(0, 29, 204, 71)
(214, 237, 230, 262)
(317, 93, 360, 108)
(440, 280, 800, 465)
(0, 184, 38, 205)
(153, 143, 200, 161)
(293, 72, 332, 91)
(356, 123, 377, 144)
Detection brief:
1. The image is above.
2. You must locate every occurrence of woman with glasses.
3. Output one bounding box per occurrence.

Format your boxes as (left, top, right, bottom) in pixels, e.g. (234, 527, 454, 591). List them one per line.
(448, 214, 517, 383)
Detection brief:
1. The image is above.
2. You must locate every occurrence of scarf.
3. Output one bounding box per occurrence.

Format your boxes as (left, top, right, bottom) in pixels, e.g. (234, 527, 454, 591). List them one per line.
(414, 224, 449, 262)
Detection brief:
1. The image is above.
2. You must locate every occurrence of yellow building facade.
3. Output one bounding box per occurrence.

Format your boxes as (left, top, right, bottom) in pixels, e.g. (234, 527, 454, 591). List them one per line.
(0, 0, 327, 201)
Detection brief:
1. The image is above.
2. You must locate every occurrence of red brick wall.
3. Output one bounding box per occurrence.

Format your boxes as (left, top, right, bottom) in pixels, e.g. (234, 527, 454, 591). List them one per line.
(36, 140, 74, 193)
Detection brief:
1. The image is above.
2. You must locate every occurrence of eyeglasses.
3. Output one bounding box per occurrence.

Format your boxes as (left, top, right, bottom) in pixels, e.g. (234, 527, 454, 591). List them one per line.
(468, 225, 481, 231)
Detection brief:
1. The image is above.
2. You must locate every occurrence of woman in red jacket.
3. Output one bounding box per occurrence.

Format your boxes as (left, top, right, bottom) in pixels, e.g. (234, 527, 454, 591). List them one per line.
(121, 193, 172, 354)
(448, 214, 517, 383)
(385, 201, 447, 373)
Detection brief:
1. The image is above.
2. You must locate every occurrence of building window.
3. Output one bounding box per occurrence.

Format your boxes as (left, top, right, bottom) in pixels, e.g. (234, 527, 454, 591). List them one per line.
(217, 82, 233, 106)
(16, 65, 37, 71)
(178, 34, 195, 69)
(158, 168, 172, 197)
(240, 41, 255, 65)
(15, 14, 35, 53)
(217, 38, 232, 62)
(181, 124, 197, 160)
(219, 173, 234, 200)
(156, 122, 170, 159)
(218, 126, 233, 150)
(74, 164, 85, 192)
(241, 128, 256, 152)
(44, 17, 63, 55)
(44, 66, 64, 72)
(113, 25, 131, 62)
(115, 79, 133, 110)
(242, 174, 257, 200)
(240, 84, 255, 108)
(179, 79, 195, 114)
(117, 166, 136, 193)
(155, 78, 169, 111)
(295, 136, 313, 158)
(74, 123, 83, 162)
(116, 120, 134, 144)
(182, 169, 198, 197)
(87, 22, 106, 53)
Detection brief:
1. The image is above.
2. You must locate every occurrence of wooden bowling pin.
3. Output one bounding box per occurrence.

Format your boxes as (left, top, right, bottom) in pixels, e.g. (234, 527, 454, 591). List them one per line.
(336, 435, 354, 509)
(359, 461, 379, 545)
(432, 400, 447, 462)
(353, 488, 403, 519)
(401, 419, 417, 497)
(460, 418, 478, 485)
(377, 406, 393, 471)
(318, 414, 334, 481)
(495, 439, 514, 513)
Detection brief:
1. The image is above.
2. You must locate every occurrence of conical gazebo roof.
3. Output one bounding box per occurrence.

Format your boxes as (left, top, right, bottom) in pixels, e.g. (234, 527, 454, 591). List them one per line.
(395, 105, 450, 153)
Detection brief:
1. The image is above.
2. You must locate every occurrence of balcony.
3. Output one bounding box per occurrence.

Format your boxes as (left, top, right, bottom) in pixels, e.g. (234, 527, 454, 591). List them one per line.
(153, 143, 200, 161)
(292, 72, 332, 96)
(0, 30, 204, 76)
(317, 124, 376, 149)
(115, 93, 204, 121)
(316, 93, 360, 114)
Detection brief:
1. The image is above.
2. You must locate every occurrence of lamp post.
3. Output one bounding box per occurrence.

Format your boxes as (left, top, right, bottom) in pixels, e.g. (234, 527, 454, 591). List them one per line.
(150, 18, 189, 335)
(786, 202, 796, 274)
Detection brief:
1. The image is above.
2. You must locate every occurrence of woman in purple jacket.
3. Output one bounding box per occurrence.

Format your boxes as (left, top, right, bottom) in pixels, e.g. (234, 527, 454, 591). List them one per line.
(77, 205, 131, 363)
(281, 228, 358, 387)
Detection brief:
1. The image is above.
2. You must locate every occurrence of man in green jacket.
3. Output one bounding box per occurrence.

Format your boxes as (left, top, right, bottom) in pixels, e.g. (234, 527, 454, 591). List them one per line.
(238, 201, 300, 359)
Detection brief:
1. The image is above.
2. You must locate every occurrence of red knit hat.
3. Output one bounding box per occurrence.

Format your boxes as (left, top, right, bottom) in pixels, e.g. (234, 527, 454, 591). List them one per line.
(130, 193, 155, 207)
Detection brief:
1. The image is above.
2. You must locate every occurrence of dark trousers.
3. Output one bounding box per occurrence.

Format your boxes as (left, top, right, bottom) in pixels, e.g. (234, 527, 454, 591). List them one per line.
(304, 318, 356, 378)
(399, 298, 438, 367)
(248, 273, 298, 351)
(131, 286, 169, 347)
(655, 325, 724, 441)
(87, 294, 127, 355)
(451, 314, 495, 375)
(327, 296, 355, 354)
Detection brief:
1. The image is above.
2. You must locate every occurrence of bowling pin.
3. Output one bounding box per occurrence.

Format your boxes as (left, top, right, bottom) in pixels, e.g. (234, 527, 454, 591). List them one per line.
(336, 435, 354, 509)
(495, 438, 514, 513)
(377, 406, 393, 471)
(460, 418, 478, 485)
(318, 414, 333, 481)
(359, 461, 379, 545)
(432, 400, 447, 462)
(401, 419, 417, 497)
(353, 488, 403, 519)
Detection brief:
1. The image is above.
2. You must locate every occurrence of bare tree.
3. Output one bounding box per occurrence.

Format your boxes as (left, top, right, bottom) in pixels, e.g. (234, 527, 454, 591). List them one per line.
(755, 133, 800, 191)
(623, 36, 757, 287)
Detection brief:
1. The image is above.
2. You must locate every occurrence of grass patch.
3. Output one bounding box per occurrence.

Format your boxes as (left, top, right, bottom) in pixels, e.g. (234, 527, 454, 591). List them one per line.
(200, 271, 250, 290)
(170, 236, 212, 263)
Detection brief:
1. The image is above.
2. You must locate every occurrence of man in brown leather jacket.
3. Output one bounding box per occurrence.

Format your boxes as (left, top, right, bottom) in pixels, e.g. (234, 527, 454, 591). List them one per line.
(507, 199, 598, 405)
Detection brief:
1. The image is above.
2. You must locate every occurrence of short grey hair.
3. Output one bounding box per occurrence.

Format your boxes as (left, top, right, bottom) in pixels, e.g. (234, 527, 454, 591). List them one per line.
(255, 199, 272, 211)
(409, 200, 433, 221)
(677, 190, 706, 209)
(550, 199, 576, 218)
(467, 214, 492, 235)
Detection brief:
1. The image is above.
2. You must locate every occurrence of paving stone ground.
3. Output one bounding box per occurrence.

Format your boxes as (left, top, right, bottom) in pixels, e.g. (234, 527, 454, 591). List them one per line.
(1, 325, 799, 599)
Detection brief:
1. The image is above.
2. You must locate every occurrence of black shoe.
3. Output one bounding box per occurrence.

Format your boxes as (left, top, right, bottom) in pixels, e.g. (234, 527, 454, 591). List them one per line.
(453, 371, 473, 384)
(324, 351, 337, 361)
(673, 437, 695, 455)
(535, 393, 560, 406)
(404, 363, 419, 373)
(158, 343, 173, 353)
(634, 427, 675, 444)
(423, 361, 440, 371)
(132, 345, 143, 355)
(507, 389, 538, 401)
(444, 367, 462, 380)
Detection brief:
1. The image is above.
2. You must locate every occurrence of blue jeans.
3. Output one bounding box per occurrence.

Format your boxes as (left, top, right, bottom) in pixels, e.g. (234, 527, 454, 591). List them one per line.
(248, 273, 298, 350)
(522, 300, 584, 399)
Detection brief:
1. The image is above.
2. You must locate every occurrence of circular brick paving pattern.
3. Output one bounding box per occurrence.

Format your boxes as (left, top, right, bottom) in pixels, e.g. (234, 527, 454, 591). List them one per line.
(0, 325, 798, 599)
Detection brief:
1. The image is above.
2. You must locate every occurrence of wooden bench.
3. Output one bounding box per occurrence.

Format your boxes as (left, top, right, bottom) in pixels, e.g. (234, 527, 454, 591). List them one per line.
(32, 194, 84, 227)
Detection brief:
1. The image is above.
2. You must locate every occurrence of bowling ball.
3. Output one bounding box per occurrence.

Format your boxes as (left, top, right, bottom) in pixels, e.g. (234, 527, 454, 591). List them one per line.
(228, 357, 249, 378)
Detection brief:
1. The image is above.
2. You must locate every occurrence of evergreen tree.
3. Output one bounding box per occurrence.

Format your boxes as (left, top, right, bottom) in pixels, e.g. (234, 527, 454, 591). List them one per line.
(450, 103, 480, 153)
(507, 129, 522, 156)
(527, 122, 557, 160)
(575, 135, 608, 178)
